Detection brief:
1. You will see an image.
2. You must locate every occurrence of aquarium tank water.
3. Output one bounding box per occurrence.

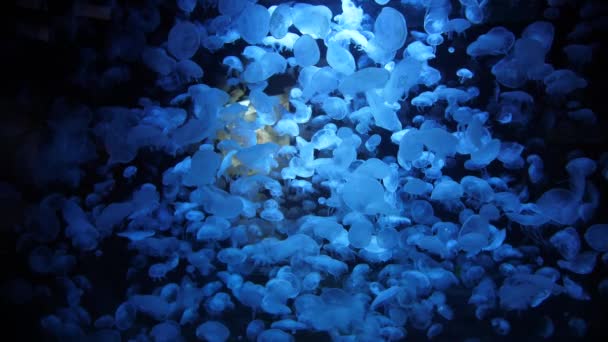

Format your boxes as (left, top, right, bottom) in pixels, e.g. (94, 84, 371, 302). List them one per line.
(2, 0, 608, 341)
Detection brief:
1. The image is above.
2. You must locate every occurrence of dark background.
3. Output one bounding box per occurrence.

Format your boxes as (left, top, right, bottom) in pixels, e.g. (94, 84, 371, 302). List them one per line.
(2, 0, 607, 340)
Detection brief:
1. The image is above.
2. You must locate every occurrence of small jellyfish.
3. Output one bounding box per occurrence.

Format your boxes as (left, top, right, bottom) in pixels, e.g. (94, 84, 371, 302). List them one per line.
(222, 56, 243, 75)
(492, 318, 511, 336)
(122, 165, 137, 179)
(426, 33, 444, 49)
(446, 18, 471, 39)
(411, 91, 438, 111)
(456, 68, 474, 83)
(427, 322, 443, 339)
(365, 134, 382, 152)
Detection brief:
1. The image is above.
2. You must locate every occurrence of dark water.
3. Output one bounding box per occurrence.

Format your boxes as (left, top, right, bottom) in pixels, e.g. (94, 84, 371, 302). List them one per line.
(2, 0, 608, 341)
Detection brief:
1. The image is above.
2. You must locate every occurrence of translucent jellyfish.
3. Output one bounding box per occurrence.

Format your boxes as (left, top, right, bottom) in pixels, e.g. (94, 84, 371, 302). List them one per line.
(338, 67, 390, 97)
(535, 188, 579, 225)
(334, 0, 364, 30)
(150, 321, 181, 341)
(431, 179, 463, 201)
(373, 7, 407, 52)
(292, 4, 332, 39)
(549, 227, 580, 260)
(257, 329, 294, 342)
(557, 251, 598, 274)
(322, 97, 349, 120)
(260, 199, 284, 222)
(497, 142, 524, 169)
(222, 56, 243, 75)
(384, 57, 423, 103)
(196, 321, 230, 342)
(196, 216, 231, 241)
(269, 4, 292, 39)
(348, 217, 374, 248)
(456, 68, 474, 83)
(514, 37, 548, 71)
(491, 318, 511, 336)
(406, 41, 435, 61)
(167, 21, 200, 60)
(563, 276, 590, 300)
(544, 69, 587, 95)
(522, 21, 555, 54)
(304, 255, 348, 277)
(259, 52, 287, 78)
(461, 176, 495, 203)
(218, 0, 248, 16)
(142, 47, 176, 75)
(420, 128, 459, 158)
(424, 0, 451, 34)
(466, 27, 515, 57)
(458, 215, 492, 256)
(566, 157, 596, 201)
(397, 130, 423, 165)
(370, 285, 400, 310)
(217, 248, 247, 265)
(498, 91, 534, 124)
(246, 320, 265, 340)
(237, 4, 270, 44)
(464, 2, 485, 24)
(342, 174, 386, 214)
(366, 89, 402, 132)
(411, 200, 435, 224)
(403, 177, 430, 195)
(311, 128, 342, 150)
(584, 224, 608, 252)
(411, 91, 438, 110)
(129, 295, 170, 321)
(293, 34, 320, 67)
(182, 149, 221, 186)
(418, 64, 442, 87)
(498, 274, 557, 310)
(446, 18, 472, 37)
(271, 319, 307, 332)
(426, 33, 444, 48)
(274, 118, 299, 137)
(242, 45, 267, 61)
(365, 134, 381, 152)
(115, 302, 136, 330)
(491, 55, 526, 88)
(242, 61, 265, 83)
(176, 59, 203, 82)
(326, 43, 356, 75)
(302, 272, 321, 291)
